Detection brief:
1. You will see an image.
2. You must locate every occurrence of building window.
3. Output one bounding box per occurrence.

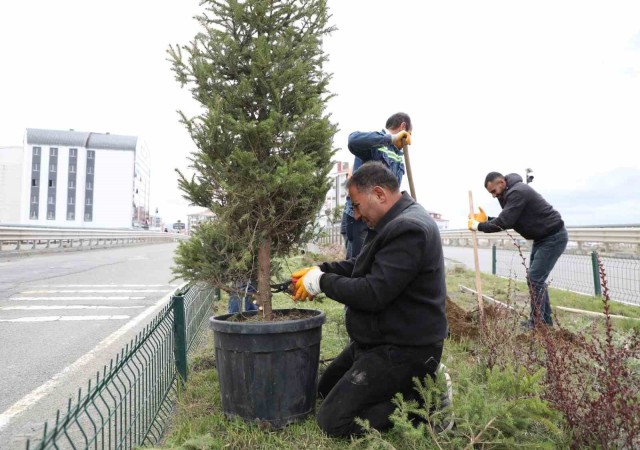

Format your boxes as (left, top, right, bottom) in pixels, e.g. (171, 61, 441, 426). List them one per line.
(88, 150, 94, 159)
(85, 213, 92, 221)
(48, 196, 54, 204)
(50, 148, 57, 157)
(30, 210, 38, 219)
(86, 198, 92, 206)
(69, 180, 75, 189)
(87, 166, 93, 175)
(33, 163, 39, 172)
(86, 182, 92, 190)
(67, 212, 75, 220)
(47, 211, 54, 220)
(32, 195, 37, 204)
(49, 164, 56, 172)
(48, 179, 55, 187)
(69, 165, 76, 173)
(70, 148, 77, 157)
(68, 197, 74, 205)
(31, 179, 37, 187)
(33, 147, 40, 156)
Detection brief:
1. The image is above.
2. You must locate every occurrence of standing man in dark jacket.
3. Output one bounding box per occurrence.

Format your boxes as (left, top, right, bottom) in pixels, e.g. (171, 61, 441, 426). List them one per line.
(341, 112, 412, 258)
(468, 172, 568, 327)
(292, 161, 448, 437)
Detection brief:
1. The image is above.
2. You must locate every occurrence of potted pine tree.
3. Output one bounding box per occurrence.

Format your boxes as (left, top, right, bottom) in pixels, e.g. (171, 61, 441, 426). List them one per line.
(169, 0, 336, 428)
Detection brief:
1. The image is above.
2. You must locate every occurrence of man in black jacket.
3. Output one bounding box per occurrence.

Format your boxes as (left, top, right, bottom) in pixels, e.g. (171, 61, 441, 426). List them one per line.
(292, 161, 448, 437)
(468, 172, 568, 327)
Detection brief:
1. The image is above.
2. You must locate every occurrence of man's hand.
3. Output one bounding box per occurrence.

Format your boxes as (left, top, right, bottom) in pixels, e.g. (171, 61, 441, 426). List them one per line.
(468, 207, 487, 222)
(293, 267, 323, 301)
(291, 266, 315, 283)
(391, 131, 412, 149)
(468, 219, 479, 231)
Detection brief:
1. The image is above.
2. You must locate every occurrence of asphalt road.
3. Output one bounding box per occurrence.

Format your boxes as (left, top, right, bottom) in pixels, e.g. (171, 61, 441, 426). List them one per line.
(0, 242, 182, 449)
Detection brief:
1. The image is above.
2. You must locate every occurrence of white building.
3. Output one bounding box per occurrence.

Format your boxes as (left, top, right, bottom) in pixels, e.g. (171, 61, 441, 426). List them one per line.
(318, 161, 350, 228)
(0, 128, 150, 229)
(187, 209, 216, 235)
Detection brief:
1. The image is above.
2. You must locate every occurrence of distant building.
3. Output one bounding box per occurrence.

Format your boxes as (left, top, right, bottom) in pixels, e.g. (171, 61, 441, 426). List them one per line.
(427, 210, 449, 230)
(318, 161, 350, 228)
(0, 146, 24, 224)
(0, 128, 150, 228)
(187, 209, 216, 234)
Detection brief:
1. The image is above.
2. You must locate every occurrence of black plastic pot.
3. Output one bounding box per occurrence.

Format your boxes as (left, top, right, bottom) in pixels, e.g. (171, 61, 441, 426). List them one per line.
(209, 308, 325, 428)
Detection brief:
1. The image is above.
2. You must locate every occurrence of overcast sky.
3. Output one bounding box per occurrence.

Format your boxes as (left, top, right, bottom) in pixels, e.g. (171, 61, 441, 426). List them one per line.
(1, 1, 639, 228)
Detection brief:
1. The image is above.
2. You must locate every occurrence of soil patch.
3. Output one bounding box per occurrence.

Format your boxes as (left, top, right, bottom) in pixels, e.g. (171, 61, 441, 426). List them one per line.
(226, 308, 315, 323)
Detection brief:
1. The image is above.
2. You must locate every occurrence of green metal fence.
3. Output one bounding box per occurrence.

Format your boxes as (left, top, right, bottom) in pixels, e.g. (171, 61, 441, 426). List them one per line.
(493, 247, 640, 305)
(24, 284, 219, 450)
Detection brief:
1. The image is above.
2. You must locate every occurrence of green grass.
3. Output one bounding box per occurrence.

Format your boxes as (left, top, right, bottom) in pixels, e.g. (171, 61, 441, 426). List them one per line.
(446, 263, 640, 322)
(156, 255, 639, 449)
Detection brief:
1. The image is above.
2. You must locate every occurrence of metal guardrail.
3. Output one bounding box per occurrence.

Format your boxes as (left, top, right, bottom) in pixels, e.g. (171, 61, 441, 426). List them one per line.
(24, 283, 219, 450)
(318, 225, 640, 254)
(440, 227, 640, 251)
(493, 248, 640, 305)
(0, 226, 188, 252)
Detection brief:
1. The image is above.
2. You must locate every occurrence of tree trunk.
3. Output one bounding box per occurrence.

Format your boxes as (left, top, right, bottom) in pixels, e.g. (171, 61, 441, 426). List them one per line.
(257, 239, 272, 318)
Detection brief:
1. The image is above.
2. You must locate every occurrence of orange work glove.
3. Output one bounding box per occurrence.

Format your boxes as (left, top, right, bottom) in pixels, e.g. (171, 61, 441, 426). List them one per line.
(468, 207, 487, 222)
(391, 131, 412, 149)
(291, 267, 316, 302)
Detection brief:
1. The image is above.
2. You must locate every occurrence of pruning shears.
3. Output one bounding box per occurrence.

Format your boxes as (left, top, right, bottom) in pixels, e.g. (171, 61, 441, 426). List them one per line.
(270, 281, 294, 294)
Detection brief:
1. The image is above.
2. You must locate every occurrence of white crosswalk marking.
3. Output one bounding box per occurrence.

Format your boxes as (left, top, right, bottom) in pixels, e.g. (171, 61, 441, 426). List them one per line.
(10, 297, 146, 301)
(31, 284, 180, 287)
(22, 289, 170, 294)
(0, 315, 130, 323)
(1, 284, 175, 324)
(2, 305, 144, 311)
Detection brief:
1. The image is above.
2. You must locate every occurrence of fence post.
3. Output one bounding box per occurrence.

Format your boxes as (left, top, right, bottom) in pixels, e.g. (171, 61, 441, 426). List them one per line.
(591, 251, 602, 297)
(172, 293, 188, 384)
(492, 244, 497, 275)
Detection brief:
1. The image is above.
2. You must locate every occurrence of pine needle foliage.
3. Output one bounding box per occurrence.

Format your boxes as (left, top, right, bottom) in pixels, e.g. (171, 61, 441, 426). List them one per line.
(168, 0, 337, 315)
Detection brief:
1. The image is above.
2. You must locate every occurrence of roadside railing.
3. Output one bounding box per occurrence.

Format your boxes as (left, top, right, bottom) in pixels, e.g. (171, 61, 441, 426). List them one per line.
(316, 224, 640, 304)
(0, 226, 188, 253)
(440, 226, 640, 255)
(494, 247, 640, 305)
(24, 283, 219, 450)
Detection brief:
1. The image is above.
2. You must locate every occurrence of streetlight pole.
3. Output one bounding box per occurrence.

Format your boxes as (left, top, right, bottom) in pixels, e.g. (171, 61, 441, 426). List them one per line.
(525, 168, 534, 184)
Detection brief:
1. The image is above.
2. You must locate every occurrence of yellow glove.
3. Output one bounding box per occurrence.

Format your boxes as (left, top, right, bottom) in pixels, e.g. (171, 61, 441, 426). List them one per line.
(291, 267, 315, 280)
(293, 278, 313, 302)
(391, 131, 412, 149)
(468, 207, 487, 222)
(292, 267, 323, 302)
(468, 219, 479, 231)
(292, 266, 316, 302)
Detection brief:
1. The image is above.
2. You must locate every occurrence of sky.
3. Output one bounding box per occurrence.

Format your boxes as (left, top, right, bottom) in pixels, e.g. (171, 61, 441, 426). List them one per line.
(1, 1, 639, 228)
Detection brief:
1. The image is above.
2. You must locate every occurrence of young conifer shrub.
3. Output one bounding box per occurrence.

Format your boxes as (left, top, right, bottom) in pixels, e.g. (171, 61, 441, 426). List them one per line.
(169, 0, 337, 317)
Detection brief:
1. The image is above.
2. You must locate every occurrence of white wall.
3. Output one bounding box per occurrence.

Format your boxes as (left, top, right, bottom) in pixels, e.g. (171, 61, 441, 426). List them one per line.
(92, 149, 135, 228)
(0, 146, 24, 224)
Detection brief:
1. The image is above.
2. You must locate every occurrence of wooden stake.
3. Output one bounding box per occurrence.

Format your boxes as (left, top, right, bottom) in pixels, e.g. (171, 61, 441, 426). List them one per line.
(468, 190, 484, 318)
(403, 142, 417, 201)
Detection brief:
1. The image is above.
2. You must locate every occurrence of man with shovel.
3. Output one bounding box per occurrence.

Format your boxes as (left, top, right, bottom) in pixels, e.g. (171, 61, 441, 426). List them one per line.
(341, 112, 412, 258)
(469, 171, 568, 327)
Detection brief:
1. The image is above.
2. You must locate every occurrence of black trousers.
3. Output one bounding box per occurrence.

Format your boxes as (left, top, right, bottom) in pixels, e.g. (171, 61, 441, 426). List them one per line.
(317, 340, 443, 437)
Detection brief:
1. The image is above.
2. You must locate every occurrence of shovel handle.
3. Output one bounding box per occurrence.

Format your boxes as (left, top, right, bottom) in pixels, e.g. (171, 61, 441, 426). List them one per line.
(469, 191, 484, 316)
(403, 142, 416, 201)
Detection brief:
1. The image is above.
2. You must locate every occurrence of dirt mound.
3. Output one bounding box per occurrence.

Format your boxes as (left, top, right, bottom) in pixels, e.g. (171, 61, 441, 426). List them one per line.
(447, 296, 581, 348)
(446, 296, 480, 341)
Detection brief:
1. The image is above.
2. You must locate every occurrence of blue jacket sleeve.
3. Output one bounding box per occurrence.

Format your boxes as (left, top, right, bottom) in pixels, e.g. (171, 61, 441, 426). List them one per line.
(347, 131, 392, 161)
